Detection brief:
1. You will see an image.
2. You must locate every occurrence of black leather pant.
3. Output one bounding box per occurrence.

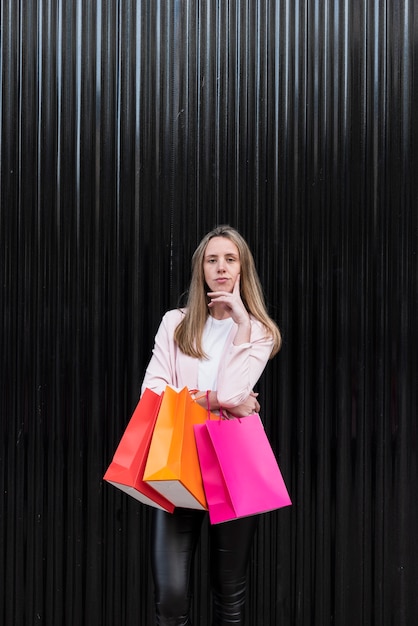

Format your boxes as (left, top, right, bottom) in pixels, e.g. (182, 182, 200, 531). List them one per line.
(150, 508, 259, 626)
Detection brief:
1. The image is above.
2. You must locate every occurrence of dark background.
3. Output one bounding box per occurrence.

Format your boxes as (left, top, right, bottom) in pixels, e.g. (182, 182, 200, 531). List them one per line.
(1, 1, 417, 624)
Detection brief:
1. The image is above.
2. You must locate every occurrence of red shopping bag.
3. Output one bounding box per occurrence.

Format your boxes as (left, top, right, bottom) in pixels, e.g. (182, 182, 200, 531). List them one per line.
(143, 386, 210, 510)
(103, 388, 175, 512)
(194, 414, 291, 524)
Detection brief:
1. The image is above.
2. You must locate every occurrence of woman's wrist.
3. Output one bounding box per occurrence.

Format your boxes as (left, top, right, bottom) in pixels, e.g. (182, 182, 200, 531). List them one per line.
(233, 318, 251, 345)
(193, 390, 220, 411)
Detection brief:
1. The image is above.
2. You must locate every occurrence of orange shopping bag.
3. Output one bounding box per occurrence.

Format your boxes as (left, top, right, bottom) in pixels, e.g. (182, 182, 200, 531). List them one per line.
(143, 386, 209, 510)
(103, 388, 175, 512)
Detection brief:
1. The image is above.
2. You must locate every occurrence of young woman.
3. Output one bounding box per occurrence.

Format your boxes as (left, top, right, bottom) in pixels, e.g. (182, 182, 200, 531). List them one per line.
(141, 225, 281, 626)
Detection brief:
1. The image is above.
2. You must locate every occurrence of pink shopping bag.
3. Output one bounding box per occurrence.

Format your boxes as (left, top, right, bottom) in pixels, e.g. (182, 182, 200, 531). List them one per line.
(194, 414, 291, 524)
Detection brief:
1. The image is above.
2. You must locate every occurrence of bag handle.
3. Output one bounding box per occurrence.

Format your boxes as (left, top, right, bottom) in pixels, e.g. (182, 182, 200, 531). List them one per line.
(190, 388, 226, 422)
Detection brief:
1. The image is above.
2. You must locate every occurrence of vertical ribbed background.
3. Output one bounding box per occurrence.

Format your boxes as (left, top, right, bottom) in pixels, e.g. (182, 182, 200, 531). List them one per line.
(1, 1, 417, 624)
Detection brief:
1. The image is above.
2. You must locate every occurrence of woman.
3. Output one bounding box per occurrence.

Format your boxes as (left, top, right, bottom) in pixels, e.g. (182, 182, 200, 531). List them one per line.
(141, 225, 281, 626)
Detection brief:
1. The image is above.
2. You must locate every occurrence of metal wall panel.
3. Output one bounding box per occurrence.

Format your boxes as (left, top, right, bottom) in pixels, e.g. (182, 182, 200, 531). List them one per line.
(1, 1, 417, 624)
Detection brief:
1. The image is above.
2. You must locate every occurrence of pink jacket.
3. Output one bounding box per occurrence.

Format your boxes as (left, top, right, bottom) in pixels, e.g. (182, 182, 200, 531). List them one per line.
(141, 309, 274, 408)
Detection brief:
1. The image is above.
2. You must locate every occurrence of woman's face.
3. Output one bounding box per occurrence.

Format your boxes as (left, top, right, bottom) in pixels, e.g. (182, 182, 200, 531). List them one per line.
(203, 236, 241, 293)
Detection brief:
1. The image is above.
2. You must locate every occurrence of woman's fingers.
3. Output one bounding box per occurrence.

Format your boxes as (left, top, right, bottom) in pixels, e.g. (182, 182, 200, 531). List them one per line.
(224, 393, 261, 418)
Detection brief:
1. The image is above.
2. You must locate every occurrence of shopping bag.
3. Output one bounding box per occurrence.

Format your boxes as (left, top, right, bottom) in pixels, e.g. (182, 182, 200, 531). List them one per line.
(143, 386, 210, 510)
(194, 413, 291, 524)
(103, 388, 175, 512)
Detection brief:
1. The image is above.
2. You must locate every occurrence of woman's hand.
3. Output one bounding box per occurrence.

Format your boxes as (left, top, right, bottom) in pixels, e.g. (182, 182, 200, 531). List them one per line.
(207, 275, 251, 345)
(207, 274, 250, 327)
(222, 391, 260, 419)
(191, 389, 260, 419)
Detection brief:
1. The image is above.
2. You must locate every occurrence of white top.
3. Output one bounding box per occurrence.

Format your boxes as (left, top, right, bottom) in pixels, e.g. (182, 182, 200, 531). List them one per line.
(198, 316, 235, 391)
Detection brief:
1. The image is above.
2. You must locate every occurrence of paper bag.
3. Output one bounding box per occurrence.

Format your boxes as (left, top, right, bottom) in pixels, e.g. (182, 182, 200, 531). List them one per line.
(103, 388, 175, 512)
(194, 414, 291, 523)
(143, 386, 209, 510)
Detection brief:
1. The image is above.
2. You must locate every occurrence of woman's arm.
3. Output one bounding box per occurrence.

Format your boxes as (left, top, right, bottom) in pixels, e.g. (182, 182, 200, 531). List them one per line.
(207, 275, 274, 407)
(141, 310, 183, 395)
(193, 389, 261, 417)
(215, 325, 274, 407)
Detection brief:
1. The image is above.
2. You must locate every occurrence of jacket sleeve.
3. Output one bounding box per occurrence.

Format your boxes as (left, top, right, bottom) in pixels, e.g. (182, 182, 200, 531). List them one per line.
(215, 321, 274, 407)
(140, 311, 181, 395)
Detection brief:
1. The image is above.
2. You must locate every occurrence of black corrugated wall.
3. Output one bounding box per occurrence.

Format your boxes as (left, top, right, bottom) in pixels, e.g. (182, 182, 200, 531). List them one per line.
(1, 1, 417, 624)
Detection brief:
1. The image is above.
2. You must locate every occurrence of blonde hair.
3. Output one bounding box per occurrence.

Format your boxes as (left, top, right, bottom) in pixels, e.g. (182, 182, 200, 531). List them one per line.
(174, 225, 282, 358)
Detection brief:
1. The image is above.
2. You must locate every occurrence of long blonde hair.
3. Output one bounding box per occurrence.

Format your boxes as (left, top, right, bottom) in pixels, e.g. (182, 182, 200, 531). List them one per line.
(174, 225, 282, 359)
